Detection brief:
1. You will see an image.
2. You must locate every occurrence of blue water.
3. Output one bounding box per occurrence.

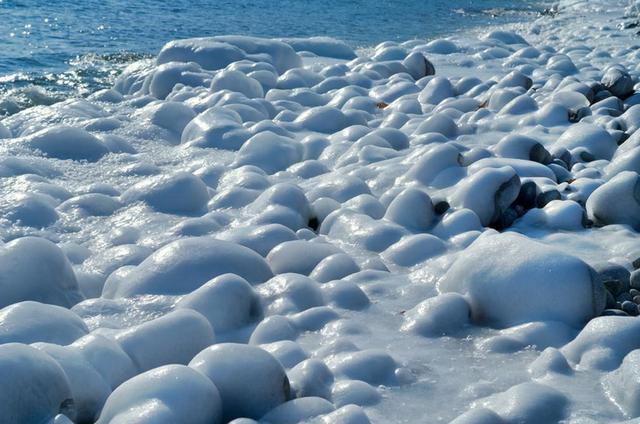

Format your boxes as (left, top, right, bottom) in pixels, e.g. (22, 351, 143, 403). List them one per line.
(0, 0, 547, 111)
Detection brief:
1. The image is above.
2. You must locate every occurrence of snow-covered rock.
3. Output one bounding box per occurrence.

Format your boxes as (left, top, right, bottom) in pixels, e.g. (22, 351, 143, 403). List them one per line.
(102, 237, 272, 297)
(0, 343, 75, 424)
(189, 343, 290, 420)
(438, 232, 606, 328)
(96, 364, 222, 424)
(0, 237, 83, 308)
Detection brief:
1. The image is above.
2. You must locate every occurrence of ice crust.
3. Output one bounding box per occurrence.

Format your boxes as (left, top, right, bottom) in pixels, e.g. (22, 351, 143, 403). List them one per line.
(4, 3, 640, 423)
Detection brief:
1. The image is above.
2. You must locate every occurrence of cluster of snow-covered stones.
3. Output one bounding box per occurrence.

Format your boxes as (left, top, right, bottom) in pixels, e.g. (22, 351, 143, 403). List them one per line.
(6, 1, 640, 423)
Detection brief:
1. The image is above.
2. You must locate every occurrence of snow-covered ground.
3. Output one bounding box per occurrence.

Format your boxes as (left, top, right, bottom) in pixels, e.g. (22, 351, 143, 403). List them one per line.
(4, 1, 640, 423)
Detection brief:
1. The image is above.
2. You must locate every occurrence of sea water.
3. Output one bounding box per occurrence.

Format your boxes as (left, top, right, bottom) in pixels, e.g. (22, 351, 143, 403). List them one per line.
(0, 0, 545, 111)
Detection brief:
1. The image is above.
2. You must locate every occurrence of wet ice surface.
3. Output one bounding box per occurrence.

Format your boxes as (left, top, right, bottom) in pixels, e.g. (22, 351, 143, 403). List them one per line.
(4, 0, 640, 423)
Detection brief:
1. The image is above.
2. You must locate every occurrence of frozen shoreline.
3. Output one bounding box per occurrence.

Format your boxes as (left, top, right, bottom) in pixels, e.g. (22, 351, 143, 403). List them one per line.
(3, 1, 640, 423)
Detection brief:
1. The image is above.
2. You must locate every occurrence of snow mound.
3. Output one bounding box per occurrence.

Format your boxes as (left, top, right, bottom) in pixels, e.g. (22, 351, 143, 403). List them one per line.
(157, 36, 301, 74)
(114, 309, 215, 372)
(0, 343, 75, 423)
(120, 172, 209, 215)
(450, 166, 521, 227)
(180, 107, 250, 150)
(561, 316, 640, 371)
(235, 131, 303, 174)
(473, 382, 568, 424)
(586, 171, 640, 230)
(401, 293, 470, 337)
(0, 301, 88, 345)
(280, 37, 356, 59)
(189, 343, 290, 421)
(176, 273, 262, 333)
(0, 237, 82, 309)
(438, 232, 606, 328)
(102, 237, 272, 297)
(602, 349, 640, 418)
(22, 126, 110, 162)
(96, 364, 222, 424)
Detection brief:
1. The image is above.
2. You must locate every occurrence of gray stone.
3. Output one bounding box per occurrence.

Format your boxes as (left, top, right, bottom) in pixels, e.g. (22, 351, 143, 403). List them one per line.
(618, 292, 633, 303)
(622, 301, 639, 316)
(530, 143, 552, 164)
(602, 308, 629, 317)
(602, 68, 635, 98)
(593, 263, 631, 290)
(630, 269, 640, 290)
(536, 190, 561, 208)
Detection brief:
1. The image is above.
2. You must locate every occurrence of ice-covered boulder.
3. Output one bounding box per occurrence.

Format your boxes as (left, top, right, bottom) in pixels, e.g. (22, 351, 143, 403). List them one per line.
(384, 188, 435, 231)
(288, 359, 334, 399)
(32, 343, 111, 423)
(102, 237, 272, 297)
(280, 37, 356, 59)
(294, 106, 350, 133)
(401, 293, 470, 337)
(552, 123, 617, 161)
(58, 193, 122, 218)
(70, 334, 137, 390)
(449, 166, 521, 227)
(139, 101, 196, 137)
(438, 232, 606, 328)
(310, 253, 360, 283)
(176, 273, 262, 333)
(249, 315, 299, 344)
(561, 316, 640, 370)
(586, 171, 640, 229)
(601, 67, 634, 98)
(602, 349, 640, 417)
(260, 397, 335, 424)
(96, 364, 222, 424)
(120, 172, 209, 215)
(0, 343, 75, 424)
(0, 301, 88, 345)
(157, 36, 301, 74)
(0, 237, 82, 308)
(114, 309, 215, 372)
(331, 380, 381, 408)
(267, 239, 342, 275)
(189, 343, 290, 421)
(518, 200, 587, 231)
(147, 61, 207, 99)
(320, 209, 406, 252)
(474, 382, 568, 424)
(2, 192, 59, 227)
(235, 131, 303, 174)
(478, 321, 576, 353)
(326, 349, 398, 385)
(482, 30, 528, 45)
(418, 77, 455, 105)
(180, 107, 250, 150)
(21, 125, 110, 162)
(494, 133, 551, 164)
(258, 273, 325, 315)
(400, 143, 462, 186)
(210, 69, 264, 98)
(382, 234, 446, 267)
(402, 52, 435, 81)
(217, 224, 297, 257)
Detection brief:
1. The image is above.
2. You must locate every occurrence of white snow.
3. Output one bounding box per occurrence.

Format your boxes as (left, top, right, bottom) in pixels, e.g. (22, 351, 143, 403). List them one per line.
(438, 232, 606, 327)
(96, 364, 222, 424)
(189, 343, 290, 421)
(4, 1, 640, 422)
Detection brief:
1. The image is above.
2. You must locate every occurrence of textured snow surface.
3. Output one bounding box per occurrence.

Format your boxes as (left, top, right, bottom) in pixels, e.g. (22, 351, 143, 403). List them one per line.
(6, 1, 640, 423)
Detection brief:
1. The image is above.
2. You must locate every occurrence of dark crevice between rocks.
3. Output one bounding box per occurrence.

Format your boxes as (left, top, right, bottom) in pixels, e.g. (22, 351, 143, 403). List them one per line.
(308, 216, 319, 232)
